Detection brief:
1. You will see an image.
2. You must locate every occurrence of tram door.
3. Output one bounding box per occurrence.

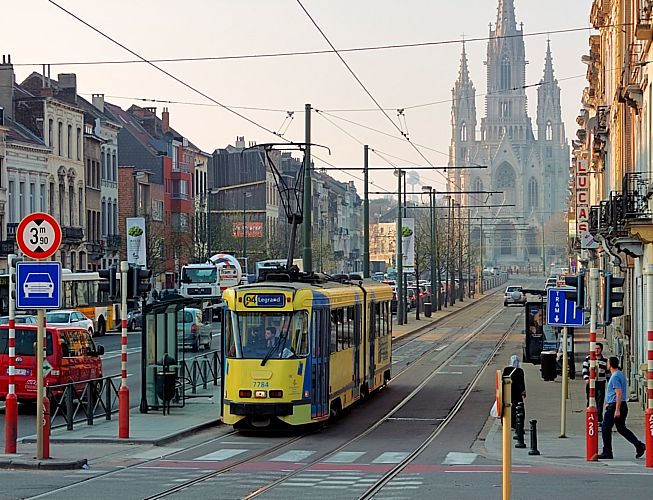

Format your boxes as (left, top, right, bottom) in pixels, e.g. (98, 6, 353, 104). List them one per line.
(352, 305, 361, 400)
(368, 303, 376, 388)
(311, 308, 330, 419)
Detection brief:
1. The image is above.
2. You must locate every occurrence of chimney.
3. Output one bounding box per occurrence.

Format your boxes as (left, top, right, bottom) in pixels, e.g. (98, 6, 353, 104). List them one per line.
(92, 93, 105, 112)
(235, 136, 245, 148)
(0, 54, 15, 120)
(161, 107, 170, 133)
(56, 73, 77, 104)
(140, 107, 158, 136)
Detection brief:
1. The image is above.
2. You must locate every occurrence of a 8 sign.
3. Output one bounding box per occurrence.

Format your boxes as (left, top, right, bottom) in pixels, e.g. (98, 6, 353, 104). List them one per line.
(16, 212, 62, 260)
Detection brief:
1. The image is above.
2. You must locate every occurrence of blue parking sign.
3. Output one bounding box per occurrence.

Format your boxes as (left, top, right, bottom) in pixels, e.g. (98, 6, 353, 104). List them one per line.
(16, 262, 61, 309)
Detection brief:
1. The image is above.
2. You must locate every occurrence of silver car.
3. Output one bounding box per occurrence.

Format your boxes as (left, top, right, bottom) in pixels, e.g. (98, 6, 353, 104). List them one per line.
(176, 307, 212, 352)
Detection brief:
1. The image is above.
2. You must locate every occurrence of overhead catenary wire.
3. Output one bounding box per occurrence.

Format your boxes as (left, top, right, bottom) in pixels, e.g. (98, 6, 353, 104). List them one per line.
(45, 0, 381, 193)
(14, 23, 605, 68)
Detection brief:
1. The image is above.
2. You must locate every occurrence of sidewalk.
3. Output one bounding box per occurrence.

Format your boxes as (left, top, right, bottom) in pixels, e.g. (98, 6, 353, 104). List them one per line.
(480, 333, 651, 471)
(0, 284, 504, 470)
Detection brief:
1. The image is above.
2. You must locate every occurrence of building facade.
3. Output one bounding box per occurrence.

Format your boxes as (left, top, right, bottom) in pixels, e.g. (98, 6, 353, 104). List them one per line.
(448, 0, 570, 271)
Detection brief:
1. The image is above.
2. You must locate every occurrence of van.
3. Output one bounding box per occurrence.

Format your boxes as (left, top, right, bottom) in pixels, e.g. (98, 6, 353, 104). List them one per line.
(0, 326, 104, 401)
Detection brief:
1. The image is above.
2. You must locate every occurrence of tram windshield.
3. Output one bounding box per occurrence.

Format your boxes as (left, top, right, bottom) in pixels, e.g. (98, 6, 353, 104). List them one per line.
(226, 311, 309, 360)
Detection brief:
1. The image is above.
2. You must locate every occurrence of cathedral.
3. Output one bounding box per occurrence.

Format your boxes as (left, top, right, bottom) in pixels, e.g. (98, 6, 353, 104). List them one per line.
(448, 0, 570, 272)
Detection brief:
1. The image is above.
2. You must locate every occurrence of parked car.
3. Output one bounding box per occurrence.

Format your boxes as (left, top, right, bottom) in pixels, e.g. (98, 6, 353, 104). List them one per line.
(0, 315, 37, 325)
(0, 326, 104, 401)
(545, 277, 557, 289)
(504, 285, 526, 306)
(406, 287, 417, 309)
(126, 309, 143, 331)
(45, 310, 95, 336)
(177, 307, 212, 352)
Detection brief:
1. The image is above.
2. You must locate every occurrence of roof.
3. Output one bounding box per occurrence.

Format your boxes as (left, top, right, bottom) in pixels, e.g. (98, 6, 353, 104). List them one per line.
(104, 102, 163, 157)
(5, 117, 47, 149)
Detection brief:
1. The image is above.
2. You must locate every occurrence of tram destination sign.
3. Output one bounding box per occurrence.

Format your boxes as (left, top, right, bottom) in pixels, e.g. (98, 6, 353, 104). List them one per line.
(244, 293, 287, 308)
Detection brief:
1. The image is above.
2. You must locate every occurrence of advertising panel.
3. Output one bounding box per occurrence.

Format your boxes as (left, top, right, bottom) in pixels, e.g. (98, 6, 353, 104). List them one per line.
(126, 217, 147, 267)
(232, 222, 264, 238)
(400, 218, 415, 270)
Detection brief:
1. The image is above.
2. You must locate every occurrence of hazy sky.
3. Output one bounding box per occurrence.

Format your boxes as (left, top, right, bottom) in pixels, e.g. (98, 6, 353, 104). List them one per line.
(7, 0, 594, 196)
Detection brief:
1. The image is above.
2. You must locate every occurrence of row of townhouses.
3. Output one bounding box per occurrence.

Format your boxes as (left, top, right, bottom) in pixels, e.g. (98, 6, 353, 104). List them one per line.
(0, 55, 363, 295)
(573, 0, 653, 405)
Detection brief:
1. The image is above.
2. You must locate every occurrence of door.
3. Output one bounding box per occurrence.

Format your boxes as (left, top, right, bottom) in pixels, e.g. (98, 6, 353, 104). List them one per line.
(352, 305, 361, 400)
(310, 308, 330, 419)
(368, 303, 376, 387)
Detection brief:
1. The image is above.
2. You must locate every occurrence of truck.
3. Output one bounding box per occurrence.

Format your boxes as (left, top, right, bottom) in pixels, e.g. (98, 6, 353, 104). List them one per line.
(179, 253, 242, 301)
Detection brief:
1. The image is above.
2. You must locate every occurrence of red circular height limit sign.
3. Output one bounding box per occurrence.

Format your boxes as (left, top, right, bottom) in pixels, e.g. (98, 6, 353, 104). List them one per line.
(16, 212, 62, 260)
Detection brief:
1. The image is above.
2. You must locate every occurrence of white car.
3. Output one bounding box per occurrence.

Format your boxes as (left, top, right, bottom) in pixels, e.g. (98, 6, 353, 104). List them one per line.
(23, 273, 54, 298)
(46, 310, 95, 336)
(504, 285, 526, 306)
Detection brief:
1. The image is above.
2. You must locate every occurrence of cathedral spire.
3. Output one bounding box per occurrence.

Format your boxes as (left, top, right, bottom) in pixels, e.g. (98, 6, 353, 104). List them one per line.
(542, 39, 555, 83)
(495, 0, 517, 35)
(457, 41, 470, 85)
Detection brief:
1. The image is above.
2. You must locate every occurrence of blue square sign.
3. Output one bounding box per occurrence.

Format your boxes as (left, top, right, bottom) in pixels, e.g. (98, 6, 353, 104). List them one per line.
(16, 261, 61, 309)
(546, 287, 584, 327)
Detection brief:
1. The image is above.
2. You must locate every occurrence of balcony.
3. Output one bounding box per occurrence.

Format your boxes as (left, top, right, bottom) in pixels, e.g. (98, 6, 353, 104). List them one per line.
(87, 241, 103, 261)
(105, 234, 121, 251)
(172, 161, 191, 173)
(596, 106, 609, 136)
(172, 192, 189, 200)
(636, 1, 653, 40)
(62, 226, 84, 244)
(597, 193, 627, 238)
(622, 173, 652, 223)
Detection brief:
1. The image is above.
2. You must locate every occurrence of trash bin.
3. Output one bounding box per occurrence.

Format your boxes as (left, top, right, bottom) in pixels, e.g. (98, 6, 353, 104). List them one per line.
(540, 351, 557, 381)
(424, 302, 432, 317)
(156, 354, 178, 414)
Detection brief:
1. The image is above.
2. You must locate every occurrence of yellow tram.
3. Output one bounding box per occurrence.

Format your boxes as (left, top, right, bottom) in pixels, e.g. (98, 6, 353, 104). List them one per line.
(222, 277, 393, 428)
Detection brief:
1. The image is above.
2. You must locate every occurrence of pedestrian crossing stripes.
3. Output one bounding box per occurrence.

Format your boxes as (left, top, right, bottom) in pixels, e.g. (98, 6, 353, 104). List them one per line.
(194, 449, 248, 461)
(270, 450, 316, 462)
(443, 452, 478, 465)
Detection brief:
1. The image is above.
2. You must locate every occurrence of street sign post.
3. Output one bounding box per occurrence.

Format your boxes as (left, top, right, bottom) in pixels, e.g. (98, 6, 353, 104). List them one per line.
(16, 212, 62, 260)
(546, 288, 585, 327)
(15, 262, 62, 309)
(15, 213, 62, 461)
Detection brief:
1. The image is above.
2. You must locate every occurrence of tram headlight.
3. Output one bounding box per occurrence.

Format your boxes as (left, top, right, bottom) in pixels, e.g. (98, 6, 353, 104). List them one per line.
(254, 390, 267, 398)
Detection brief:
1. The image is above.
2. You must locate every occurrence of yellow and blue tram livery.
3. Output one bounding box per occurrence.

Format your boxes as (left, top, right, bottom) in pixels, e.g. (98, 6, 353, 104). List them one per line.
(222, 277, 393, 428)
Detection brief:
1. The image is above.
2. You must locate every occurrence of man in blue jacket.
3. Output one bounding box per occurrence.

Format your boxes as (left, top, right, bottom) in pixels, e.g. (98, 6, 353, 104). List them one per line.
(598, 357, 646, 460)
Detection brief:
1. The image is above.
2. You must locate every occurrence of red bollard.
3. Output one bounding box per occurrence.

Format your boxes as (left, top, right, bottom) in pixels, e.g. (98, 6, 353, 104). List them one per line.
(4, 393, 17, 454)
(42, 396, 50, 459)
(646, 408, 653, 468)
(118, 386, 130, 438)
(586, 406, 599, 461)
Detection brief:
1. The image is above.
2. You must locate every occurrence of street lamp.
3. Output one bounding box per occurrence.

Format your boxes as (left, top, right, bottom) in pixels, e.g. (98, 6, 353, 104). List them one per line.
(243, 191, 252, 275)
(206, 187, 220, 260)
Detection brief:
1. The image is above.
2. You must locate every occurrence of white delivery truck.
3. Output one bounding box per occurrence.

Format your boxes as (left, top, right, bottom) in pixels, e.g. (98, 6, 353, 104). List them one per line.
(180, 253, 242, 300)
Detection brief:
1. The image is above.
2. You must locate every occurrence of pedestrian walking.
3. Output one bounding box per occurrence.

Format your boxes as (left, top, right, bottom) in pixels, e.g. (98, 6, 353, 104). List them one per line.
(502, 355, 526, 428)
(581, 342, 607, 422)
(598, 356, 646, 460)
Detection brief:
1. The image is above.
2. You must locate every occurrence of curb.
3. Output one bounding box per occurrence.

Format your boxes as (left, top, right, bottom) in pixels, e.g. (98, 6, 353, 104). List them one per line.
(0, 457, 87, 471)
(21, 419, 222, 446)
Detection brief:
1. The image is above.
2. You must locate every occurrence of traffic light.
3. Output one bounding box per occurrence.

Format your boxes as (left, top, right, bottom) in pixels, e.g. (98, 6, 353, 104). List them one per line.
(98, 265, 118, 300)
(604, 272, 625, 326)
(127, 265, 152, 299)
(564, 270, 586, 310)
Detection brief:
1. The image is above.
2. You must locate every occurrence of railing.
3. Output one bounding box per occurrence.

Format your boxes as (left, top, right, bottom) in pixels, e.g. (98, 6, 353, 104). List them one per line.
(637, 0, 653, 40)
(172, 192, 189, 200)
(172, 161, 191, 173)
(622, 172, 653, 221)
(179, 349, 221, 396)
(46, 374, 121, 431)
(589, 205, 600, 235)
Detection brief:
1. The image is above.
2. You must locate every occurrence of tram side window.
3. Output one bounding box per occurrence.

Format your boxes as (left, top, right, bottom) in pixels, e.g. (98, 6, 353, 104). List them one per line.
(331, 308, 354, 352)
(374, 302, 390, 338)
(383, 302, 391, 336)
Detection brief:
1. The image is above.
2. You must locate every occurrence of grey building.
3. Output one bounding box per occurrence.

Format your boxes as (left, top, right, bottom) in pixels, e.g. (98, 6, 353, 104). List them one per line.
(448, 0, 570, 271)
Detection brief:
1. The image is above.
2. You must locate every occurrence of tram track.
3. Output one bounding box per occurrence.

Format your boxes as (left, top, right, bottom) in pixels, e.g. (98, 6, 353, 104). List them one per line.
(144, 294, 511, 499)
(27, 289, 507, 500)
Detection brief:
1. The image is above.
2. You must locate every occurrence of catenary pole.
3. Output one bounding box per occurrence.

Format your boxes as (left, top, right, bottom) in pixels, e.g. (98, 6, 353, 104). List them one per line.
(396, 170, 404, 326)
(302, 103, 313, 273)
(363, 145, 370, 278)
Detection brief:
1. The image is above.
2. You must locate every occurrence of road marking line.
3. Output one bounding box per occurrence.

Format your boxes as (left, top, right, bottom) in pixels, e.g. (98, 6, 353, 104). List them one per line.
(270, 450, 316, 462)
(323, 452, 366, 463)
(372, 452, 410, 463)
(443, 452, 478, 465)
(194, 449, 248, 461)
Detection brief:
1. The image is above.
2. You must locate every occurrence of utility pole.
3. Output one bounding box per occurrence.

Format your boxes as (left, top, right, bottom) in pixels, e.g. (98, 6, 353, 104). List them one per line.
(363, 145, 370, 278)
(542, 218, 546, 277)
(479, 216, 484, 294)
(396, 169, 404, 326)
(302, 103, 313, 274)
(435, 201, 442, 310)
(467, 209, 472, 298)
(458, 202, 463, 302)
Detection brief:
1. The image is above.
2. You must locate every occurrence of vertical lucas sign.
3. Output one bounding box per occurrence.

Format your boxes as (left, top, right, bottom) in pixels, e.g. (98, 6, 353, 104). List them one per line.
(576, 158, 597, 249)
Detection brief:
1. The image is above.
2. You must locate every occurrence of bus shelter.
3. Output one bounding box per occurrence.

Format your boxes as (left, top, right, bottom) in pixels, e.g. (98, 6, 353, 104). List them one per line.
(139, 296, 218, 413)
